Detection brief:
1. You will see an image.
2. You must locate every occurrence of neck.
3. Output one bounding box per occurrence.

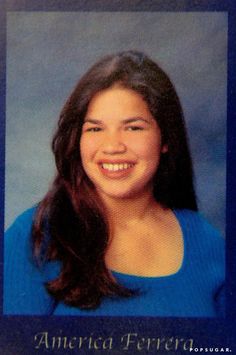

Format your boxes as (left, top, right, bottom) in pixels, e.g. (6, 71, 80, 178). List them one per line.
(98, 191, 164, 229)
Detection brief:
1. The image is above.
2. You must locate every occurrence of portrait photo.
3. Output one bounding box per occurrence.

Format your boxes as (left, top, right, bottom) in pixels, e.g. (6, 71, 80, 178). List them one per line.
(2, 3, 235, 353)
(4, 11, 227, 318)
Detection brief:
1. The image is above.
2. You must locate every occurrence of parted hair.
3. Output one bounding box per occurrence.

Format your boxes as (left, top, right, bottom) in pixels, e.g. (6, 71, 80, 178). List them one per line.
(32, 50, 197, 309)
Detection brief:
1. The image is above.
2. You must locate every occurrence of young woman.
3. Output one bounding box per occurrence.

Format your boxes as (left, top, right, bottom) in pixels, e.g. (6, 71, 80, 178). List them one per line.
(4, 51, 225, 316)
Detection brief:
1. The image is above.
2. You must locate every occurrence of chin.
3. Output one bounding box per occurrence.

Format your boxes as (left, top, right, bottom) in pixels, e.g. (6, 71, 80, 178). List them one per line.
(97, 185, 149, 200)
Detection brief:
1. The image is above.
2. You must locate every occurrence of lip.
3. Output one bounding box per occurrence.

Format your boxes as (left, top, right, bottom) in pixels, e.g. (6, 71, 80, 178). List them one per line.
(97, 159, 136, 164)
(97, 160, 136, 179)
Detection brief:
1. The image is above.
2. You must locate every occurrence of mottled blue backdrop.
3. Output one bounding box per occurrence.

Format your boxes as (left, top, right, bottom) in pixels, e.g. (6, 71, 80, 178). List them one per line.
(5, 12, 227, 235)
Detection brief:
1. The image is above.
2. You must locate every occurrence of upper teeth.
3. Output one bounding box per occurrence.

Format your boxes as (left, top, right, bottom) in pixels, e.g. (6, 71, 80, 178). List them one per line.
(101, 163, 133, 171)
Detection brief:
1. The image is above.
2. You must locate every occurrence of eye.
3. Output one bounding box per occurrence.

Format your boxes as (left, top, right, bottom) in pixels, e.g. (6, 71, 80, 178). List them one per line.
(126, 126, 144, 131)
(85, 126, 102, 132)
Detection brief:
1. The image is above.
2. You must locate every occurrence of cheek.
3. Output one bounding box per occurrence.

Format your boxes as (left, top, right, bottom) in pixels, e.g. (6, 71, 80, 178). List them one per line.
(129, 135, 162, 161)
(80, 136, 98, 162)
(80, 138, 87, 157)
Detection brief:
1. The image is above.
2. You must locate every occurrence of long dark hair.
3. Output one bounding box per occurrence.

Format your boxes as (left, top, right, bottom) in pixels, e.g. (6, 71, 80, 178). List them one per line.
(32, 50, 197, 309)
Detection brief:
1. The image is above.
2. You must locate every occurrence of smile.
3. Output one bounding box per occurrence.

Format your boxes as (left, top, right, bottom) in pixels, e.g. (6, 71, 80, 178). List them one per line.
(101, 163, 134, 172)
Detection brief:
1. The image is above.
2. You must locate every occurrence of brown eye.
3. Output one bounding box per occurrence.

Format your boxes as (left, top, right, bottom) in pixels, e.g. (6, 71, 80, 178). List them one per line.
(126, 126, 144, 131)
(86, 127, 102, 132)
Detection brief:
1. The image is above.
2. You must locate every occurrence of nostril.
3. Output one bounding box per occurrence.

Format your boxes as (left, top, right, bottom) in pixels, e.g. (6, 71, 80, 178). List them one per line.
(102, 141, 126, 154)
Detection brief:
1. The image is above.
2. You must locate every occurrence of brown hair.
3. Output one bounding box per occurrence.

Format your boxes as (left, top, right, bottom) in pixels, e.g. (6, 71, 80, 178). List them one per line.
(33, 50, 197, 309)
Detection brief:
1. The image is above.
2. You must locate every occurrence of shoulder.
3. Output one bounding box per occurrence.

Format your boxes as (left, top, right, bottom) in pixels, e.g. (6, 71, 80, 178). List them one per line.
(174, 208, 225, 268)
(4, 206, 38, 264)
(174, 209, 223, 243)
(5, 206, 38, 246)
(4, 206, 60, 315)
(4, 205, 60, 275)
(175, 209, 225, 278)
(6, 206, 38, 233)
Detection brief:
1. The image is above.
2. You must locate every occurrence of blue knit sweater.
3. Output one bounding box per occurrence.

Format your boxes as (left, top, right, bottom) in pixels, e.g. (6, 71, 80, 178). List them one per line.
(4, 207, 225, 317)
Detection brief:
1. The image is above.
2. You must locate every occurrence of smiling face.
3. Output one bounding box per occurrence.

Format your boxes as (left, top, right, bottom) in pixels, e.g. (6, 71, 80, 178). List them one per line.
(80, 86, 167, 201)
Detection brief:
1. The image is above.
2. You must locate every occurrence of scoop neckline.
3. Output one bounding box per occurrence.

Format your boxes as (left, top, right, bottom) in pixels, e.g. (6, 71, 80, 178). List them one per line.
(110, 209, 188, 282)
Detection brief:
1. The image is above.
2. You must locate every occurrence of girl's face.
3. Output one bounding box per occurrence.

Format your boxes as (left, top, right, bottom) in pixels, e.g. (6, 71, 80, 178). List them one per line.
(80, 86, 167, 201)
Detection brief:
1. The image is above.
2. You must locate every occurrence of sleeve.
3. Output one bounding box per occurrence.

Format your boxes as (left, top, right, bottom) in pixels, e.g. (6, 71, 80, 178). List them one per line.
(214, 283, 225, 317)
(198, 212, 226, 317)
(3, 209, 59, 315)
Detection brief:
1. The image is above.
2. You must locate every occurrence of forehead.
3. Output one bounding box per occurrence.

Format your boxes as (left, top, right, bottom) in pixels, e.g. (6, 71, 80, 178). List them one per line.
(85, 86, 153, 120)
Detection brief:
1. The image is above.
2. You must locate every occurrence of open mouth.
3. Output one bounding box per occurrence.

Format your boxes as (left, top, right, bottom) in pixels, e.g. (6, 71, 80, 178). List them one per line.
(101, 163, 134, 172)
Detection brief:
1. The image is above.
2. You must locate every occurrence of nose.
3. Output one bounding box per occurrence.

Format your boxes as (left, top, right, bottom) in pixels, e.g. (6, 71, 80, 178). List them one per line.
(101, 132, 126, 155)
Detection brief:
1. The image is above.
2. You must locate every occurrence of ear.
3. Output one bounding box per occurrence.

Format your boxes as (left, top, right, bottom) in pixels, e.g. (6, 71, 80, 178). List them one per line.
(161, 144, 168, 153)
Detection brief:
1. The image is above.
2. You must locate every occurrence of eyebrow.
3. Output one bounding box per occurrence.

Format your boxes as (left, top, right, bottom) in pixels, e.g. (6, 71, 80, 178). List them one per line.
(84, 117, 151, 124)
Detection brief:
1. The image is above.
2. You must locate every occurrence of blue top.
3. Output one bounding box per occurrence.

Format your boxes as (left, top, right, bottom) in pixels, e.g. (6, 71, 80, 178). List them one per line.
(4, 207, 225, 317)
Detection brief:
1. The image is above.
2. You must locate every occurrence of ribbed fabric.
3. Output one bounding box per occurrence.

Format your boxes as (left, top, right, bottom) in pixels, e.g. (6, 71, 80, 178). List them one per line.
(4, 207, 225, 317)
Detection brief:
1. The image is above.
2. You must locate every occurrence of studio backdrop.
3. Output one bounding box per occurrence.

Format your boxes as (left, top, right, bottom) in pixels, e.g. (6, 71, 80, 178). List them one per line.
(5, 12, 227, 235)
